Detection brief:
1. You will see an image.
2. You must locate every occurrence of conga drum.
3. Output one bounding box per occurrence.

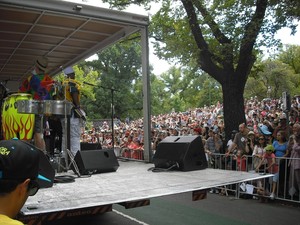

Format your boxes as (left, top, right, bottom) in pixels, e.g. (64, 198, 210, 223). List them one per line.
(1, 93, 35, 140)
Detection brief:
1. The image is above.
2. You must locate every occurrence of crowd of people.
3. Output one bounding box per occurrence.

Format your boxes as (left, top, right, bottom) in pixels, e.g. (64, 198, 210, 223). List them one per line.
(80, 96, 300, 201)
(1, 56, 300, 225)
(13, 57, 298, 202)
(81, 97, 295, 155)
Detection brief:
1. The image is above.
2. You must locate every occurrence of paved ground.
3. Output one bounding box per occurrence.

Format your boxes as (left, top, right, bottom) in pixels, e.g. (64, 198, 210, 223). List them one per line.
(44, 192, 300, 225)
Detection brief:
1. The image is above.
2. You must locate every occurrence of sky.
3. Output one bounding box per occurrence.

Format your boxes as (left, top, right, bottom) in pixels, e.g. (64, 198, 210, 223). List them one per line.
(66, 0, 299, 75)
(275, 26, 300, 45)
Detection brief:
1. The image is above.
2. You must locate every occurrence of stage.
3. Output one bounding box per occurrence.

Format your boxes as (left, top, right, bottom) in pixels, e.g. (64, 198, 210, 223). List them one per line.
(19, 160, 272, 224)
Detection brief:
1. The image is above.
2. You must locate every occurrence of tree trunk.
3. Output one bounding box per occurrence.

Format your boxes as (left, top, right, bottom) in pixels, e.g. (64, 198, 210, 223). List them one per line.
(222, 75, 246, 141)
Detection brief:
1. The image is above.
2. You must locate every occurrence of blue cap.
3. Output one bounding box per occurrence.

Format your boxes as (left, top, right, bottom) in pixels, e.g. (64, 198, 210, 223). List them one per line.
(259, 125, 272, 135)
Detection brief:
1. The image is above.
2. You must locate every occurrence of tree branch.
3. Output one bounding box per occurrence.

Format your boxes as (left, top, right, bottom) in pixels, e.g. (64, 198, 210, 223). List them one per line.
(191, 0, 231, 45)
(181, 0, 223, 80)
(236, 0, 268, 78)
(191, 0, 234, 75)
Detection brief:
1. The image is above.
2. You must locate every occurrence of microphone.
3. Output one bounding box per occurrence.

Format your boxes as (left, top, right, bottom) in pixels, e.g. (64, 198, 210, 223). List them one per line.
(83, 81, 96, 86)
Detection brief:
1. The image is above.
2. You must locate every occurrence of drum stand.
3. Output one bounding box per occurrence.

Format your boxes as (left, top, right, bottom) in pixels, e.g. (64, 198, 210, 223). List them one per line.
(53, 83, 81, 176)
(57, 144, 80, 177)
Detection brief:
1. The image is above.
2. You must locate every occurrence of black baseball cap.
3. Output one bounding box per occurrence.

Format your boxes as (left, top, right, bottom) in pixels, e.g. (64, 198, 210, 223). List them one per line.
(0, 138, 50, 182)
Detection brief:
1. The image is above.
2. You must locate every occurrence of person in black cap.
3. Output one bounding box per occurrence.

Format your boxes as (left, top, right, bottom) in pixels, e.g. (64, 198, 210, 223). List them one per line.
(0, 138, 51, 225)
(19, 56, 55, 151)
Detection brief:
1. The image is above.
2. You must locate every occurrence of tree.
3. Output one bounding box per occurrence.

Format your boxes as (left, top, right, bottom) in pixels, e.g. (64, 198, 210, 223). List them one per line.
(150, 74, 172, 114)
(278, 44, 300, 74)
(83, 36, 143, 120)
(245, 59, 296, 99)
(277, 45, 300, 95)
(153, 0, 278, 139)
(153, 66, 222, 113)
(101, 0, 299, 139)
(198, 75, 222, 107)
(244, 45, 300, 100)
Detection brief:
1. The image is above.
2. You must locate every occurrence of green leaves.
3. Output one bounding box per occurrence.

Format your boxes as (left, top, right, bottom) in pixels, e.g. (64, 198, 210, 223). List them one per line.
(79, 35, 143, 119)
(246, 45, 300, 100)
(65, 0, 299, 137)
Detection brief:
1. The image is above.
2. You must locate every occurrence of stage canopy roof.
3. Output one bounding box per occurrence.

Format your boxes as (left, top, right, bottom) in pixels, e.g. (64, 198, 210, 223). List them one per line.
(0, 0, 152, 161)
(0, 0, 149, 83)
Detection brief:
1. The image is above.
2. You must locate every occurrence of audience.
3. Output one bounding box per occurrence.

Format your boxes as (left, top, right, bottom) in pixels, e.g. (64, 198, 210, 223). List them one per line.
(79, 98, 300, 156)
(76, 97, 299, 201)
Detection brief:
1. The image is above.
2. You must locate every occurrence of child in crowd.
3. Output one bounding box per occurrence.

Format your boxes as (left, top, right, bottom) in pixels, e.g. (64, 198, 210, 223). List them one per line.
(233, 150, 247, 171)
(255, 144, 279, 200)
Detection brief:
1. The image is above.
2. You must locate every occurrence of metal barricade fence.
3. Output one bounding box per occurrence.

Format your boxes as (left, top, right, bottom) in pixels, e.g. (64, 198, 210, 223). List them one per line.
(119, 148, 144, 160)
(118, 147, 299, 203)
(208, 153, 300, 204)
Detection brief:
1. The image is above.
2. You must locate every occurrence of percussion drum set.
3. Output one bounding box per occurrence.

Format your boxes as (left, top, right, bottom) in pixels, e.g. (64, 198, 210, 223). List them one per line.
(0, 82, 81, 175)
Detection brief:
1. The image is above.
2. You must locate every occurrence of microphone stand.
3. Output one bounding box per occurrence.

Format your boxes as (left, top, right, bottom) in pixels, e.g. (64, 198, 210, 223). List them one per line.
(110, 87, 115, 150)
(83, 81, 118, 150)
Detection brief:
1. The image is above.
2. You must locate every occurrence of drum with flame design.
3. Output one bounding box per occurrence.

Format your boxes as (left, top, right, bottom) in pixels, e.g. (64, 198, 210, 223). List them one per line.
(1, 93, 35, 140)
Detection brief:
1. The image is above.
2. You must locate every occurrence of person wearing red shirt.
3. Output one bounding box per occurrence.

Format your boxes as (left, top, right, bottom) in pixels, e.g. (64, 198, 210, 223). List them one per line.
(256, 144, 279, 200)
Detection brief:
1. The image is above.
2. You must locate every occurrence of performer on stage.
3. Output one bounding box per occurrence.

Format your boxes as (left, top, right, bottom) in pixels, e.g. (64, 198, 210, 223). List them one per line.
(0, 138, 51, 225)
(19, 57, 54, 151)
(61, 66, 82, 157)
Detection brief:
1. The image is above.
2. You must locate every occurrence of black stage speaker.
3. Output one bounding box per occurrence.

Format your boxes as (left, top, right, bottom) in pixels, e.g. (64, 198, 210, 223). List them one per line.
(73, 149, 119, 175)
(80, 142, 102, 151)
(153, 135, 208, 171)
(37, 150, 55, 188)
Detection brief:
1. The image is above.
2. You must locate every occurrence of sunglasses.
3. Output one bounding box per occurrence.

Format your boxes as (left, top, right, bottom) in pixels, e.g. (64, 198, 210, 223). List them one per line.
(259, 138, 265, 140)
(27, 180, 40, 196)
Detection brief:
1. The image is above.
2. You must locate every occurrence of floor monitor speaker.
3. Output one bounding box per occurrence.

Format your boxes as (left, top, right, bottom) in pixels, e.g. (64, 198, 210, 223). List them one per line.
(73, 149, 119, 175)
(153, 135, 208, 171)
